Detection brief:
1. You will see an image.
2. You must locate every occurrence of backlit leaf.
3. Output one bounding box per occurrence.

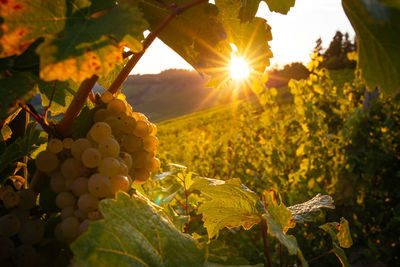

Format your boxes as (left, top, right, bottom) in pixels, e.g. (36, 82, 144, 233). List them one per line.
(287, 194, 335, 223)
(342, 0, 400, 95)
(72, 192, 206, 267)
(190, 177, 261, 239)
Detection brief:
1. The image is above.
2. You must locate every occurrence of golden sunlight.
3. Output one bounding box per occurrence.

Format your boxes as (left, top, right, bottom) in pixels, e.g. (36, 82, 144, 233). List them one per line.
(230, 56, 250, 80)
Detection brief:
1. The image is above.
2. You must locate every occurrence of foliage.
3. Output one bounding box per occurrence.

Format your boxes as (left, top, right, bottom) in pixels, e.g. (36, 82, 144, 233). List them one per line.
(265, 62, 310, 89)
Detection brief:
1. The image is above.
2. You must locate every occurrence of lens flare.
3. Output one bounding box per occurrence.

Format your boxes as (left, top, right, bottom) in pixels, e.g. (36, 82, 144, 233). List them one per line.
(230, 56, 250, 80)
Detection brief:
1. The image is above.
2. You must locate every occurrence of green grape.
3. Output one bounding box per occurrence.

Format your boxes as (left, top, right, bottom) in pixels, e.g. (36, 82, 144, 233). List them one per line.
(50, 172, 66, 193)
(107, 98, 126, 115)
(74, 208, 88, 220)
(104, 116, 121, 135)
(0, 185, 14, 200)
(0, 214, 21, 237)
(133, 120, 149, 138)
(122, 134, 142, 153)
(61, 158, 82, 179)
(118, 161, 129, 176)
(48, 138, 63, 154)
(98, 137, 120, 158)
(12, 245, 41, 267)
(89, 122, 112, 143)
(109, 175, 130, 195)
(78, 193, 99, 213)
(145, 157, 161, 172)
(54, 224, 67, 242)
(93, 108, 111, 122)
(10, 208, 29, 223)
(79, 219, 91, 234)
(98, 157, 120, 177)
(17, 189, 36, 210)
(64, 178, 74, 191)
(71, 177, 89, 197)
(131, 168, 150, 185)
(60, 217, 80, 240)
(131, 150, 149, 169)
(0, 236, 14, 260)
(2, 191, 20, 209)
(120, 152, 133, 170)
(61, 206, 75, 220)
(81, 148, 102, 168)
(143, 136, 159, 152)
(18, 219, 45, 245)
(148, 122, 157, 136)
(55, 192, 76, 209)
(101, 91, 113, 103)
(120, 115, 137, 134)
(63, 137, 74, 149)
(35, 150, 59, 173)
(71, 138, 92, 160)
(88, 173, 111, 198)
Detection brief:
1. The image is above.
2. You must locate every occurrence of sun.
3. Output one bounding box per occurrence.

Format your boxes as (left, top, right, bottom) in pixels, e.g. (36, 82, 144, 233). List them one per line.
(230, 56, 250, 80)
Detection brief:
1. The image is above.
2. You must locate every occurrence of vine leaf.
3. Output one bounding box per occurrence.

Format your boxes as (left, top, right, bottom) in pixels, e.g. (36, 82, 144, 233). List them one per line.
(342, 0, 400, 95)
(0, 0, 148, 83)
(72, 192, 206, 267)
(287, 194, 335, 223)
(190, 177, 261, 239)
(260, 190, 308, 266)
(239, 0, 296, 22)
(320, 218, 353, 267)
(98, 58, 129, 90)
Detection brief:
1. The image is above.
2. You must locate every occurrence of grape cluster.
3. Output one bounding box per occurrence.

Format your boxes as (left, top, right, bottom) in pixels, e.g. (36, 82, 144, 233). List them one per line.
(0, 185, 44, 266)
(35, 91, 160, 242)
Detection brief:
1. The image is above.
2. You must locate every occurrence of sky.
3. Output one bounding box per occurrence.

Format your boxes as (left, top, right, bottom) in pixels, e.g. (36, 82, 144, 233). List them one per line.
(131, 0, 355, 75)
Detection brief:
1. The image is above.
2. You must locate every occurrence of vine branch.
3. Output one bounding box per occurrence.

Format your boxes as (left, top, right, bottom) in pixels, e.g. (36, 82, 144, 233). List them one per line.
(261, 218, 272, 267)
(108, 0, 208, 94)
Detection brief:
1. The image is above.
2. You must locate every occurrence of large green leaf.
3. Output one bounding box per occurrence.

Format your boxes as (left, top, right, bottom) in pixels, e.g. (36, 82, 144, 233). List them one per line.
(0, 0, 148, 83)
(238, 0, 296, 22)
(342, 0, 400, 95)
(72, 192, 205, 267)
(0, 72, 37, 118)
(190, 177, 261, 239)
(260, 190, 308, 266)
(320, 218, 353, 267)
(287, 194, 335, 223)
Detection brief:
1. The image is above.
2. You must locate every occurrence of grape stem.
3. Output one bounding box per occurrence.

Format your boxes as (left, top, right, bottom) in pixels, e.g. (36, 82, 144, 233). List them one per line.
(55, 75, 98, 137)
(107, 0, 208, 94)
(18, 104, 55, 136)
(261, 218, 272, 267)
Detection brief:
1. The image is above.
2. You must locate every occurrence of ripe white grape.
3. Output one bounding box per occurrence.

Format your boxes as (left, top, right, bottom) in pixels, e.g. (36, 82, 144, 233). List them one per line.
(145, 157, 161, 172)
(2, 191, 20, 209)
(48, 138, 63, 153)
(104, 116, 121, 135)
(50, 172, 66, 193)
(120, 115, 137, 134)
(88, 173, 111, 198)
(79, 219, 91, 234)
(122, 134, 142, 153)
(71, 177, 89, 197)
(61, 206, 75, 220)
(118, 161, 129, 176)
(81, 148, 102, 168)
(78, 194, 99, 213)
(0, 185, 14, 200)
(120, 152, 133, 170)
(149, 123, 157, 136)
(12, 245, 41, 267)
(10, 208, 29, 223)
(143, 136, 159, 152)
(74, 208, 88, 220)
(35, 150, 59, 173)
(133, 120, 149, 138)
(99, 137, 120, 158)
(61, 158, 82, 179)
(93, 108, 111, 122)
(98, 157, 120, 177)
(87, 210, 102, 221)
(17, 189, 36, 210)
(131, 150, 149, 169)
(107, 98, 126, 115)
(131, 168, 150, 185)
(63, 137, 74, 149)
(18, 219, 45, 245)
(55, 192, 76, 209)
(109, 175, 131, 195)
(0, 236, 14, 260)
(71, 138, 91, 160)
(0, 214, 21, 237)
(101, 91, 114, 103)
(60, 217, 80, 240)
(89, 122, 112, 143)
